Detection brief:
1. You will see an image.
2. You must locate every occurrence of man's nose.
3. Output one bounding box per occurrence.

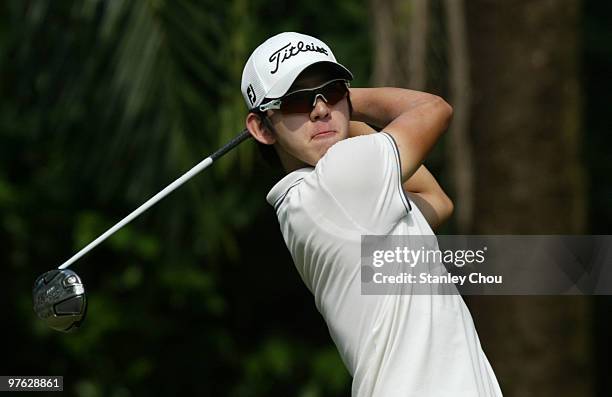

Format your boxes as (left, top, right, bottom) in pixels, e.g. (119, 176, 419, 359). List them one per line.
(310, 95, 330, 121)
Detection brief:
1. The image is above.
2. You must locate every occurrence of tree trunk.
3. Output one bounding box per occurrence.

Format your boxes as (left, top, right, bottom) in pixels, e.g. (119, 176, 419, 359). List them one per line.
(444, 0, 474, 233)
(465, 1, 591, 396)
(408, 0, 429, 90)
(371, 0, 429, 88)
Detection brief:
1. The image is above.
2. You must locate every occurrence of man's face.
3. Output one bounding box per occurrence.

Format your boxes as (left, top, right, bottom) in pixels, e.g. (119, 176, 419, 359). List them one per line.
(266, 70, 350, 167)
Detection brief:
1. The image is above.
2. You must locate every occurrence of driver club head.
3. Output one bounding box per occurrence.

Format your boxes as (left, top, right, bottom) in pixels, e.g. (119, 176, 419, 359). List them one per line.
(33, 269, 87, 332)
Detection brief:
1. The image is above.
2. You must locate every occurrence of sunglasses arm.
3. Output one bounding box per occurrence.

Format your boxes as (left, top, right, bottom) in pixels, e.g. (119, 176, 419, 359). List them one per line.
(258, 99, 282, 112)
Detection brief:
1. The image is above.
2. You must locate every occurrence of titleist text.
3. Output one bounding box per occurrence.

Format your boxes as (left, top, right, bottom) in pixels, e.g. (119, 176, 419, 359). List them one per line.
(269, 41, 328, 74)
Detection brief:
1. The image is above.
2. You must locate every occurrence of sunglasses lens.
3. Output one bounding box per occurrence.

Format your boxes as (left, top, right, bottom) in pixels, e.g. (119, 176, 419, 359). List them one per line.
(279, 81, 348, 114)
(280, 91, 315, 113)
(322, 81, 348, 105)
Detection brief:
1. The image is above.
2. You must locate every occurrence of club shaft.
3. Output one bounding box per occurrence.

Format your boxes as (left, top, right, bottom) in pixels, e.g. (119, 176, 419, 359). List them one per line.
(58, 129, 251, 270)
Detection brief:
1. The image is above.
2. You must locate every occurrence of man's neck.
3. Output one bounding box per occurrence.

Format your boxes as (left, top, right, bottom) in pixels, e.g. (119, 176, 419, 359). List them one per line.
(276, 147, 312, 173)
(281, 157, 311, 173)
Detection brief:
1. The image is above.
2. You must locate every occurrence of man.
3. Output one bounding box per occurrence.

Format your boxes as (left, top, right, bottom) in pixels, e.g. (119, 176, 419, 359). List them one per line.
(242, 32, 502, 396)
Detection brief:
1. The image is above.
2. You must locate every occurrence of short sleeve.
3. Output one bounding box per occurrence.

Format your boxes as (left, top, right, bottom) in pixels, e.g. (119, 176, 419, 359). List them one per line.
(315, 132, 411, 233)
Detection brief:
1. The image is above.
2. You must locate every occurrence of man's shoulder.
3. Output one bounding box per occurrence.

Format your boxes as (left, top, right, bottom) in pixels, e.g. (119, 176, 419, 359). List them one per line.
(321, 132, 395, 163)
(316, 132, 397, 180)
(326, 133, 383, 153)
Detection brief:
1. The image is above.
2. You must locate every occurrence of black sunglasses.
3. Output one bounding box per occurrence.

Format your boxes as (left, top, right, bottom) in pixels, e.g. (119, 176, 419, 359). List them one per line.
(258, 79, 350, 114)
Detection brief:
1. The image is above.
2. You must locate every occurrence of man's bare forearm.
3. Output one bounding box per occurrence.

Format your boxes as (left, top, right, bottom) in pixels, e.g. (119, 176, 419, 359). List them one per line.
(403, 167, 454, 230)
(349, 87, 445, 128)
(348, 87, 452, 183)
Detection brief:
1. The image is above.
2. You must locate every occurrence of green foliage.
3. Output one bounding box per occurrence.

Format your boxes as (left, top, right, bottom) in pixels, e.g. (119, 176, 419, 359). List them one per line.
(232, 337, 350, 397)
(1, 0, 369, 395)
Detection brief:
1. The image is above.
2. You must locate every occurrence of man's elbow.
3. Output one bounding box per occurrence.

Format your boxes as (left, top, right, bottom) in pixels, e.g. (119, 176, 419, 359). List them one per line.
(433, 96, 453, 130)
(444, 195, 454, 219)
(438, 193, 454, 224)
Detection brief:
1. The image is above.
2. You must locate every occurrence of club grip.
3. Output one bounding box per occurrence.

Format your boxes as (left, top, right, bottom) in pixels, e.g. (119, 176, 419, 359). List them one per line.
(210, 129, 251, 161)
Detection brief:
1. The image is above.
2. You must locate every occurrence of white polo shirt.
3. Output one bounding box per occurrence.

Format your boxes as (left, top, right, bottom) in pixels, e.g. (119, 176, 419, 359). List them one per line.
(267, 133, 503, 396)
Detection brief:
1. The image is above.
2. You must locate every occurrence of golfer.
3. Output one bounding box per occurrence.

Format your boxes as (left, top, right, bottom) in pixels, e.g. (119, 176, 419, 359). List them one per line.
(242, 32, 502, 396)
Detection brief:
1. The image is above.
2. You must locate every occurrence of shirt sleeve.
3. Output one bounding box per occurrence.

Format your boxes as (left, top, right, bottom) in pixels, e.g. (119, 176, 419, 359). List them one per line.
(314, 132, 411, 233)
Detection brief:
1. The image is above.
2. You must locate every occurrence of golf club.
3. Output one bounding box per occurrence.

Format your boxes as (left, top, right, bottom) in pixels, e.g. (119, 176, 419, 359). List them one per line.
(33, 269, 87, 332)
(33, 129, 252, 331)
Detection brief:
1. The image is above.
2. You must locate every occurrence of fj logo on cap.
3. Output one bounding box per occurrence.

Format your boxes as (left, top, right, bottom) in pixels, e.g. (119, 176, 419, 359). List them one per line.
(269, 41, 329, 74)
(247, 84, 256, 105)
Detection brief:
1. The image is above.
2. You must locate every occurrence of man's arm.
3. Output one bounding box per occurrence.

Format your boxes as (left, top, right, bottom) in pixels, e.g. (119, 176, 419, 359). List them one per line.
(402, 166, 454, 230)
(348, 95, 454, 230)
(349, 88, 453, 183)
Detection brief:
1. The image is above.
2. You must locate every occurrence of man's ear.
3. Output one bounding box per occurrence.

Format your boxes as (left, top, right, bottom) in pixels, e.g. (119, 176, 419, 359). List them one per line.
(246, 113, 276, 145)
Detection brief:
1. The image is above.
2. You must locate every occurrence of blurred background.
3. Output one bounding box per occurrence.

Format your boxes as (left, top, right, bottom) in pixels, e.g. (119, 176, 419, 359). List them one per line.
(1, 0, 610, 396)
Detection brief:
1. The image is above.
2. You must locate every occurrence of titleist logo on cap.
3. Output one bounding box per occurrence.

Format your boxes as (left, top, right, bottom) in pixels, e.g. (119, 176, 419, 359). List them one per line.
(269, 41, 329, 74)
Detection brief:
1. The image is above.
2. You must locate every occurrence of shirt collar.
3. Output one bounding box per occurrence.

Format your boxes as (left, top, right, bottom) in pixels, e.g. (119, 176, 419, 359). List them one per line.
(266, 167, 314, 207)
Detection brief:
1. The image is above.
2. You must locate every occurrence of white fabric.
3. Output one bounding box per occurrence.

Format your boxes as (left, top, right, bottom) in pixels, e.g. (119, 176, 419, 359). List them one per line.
(267, 133, 503, 396)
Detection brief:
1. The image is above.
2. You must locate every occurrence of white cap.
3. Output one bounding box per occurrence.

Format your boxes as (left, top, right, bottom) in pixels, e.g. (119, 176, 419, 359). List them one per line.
(241, 32, 353, 110)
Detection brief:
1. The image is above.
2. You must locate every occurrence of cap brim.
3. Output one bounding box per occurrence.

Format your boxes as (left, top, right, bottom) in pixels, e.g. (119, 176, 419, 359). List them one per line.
(265, 61, 353, 99)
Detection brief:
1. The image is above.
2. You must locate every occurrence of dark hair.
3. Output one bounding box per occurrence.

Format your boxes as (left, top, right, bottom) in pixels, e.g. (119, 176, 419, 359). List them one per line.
(255, 113, 283, 168)
(252, 93, 353, 168)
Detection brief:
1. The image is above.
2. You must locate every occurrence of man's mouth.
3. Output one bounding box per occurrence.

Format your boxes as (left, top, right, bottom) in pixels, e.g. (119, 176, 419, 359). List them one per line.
(312, 130, 336, 140)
